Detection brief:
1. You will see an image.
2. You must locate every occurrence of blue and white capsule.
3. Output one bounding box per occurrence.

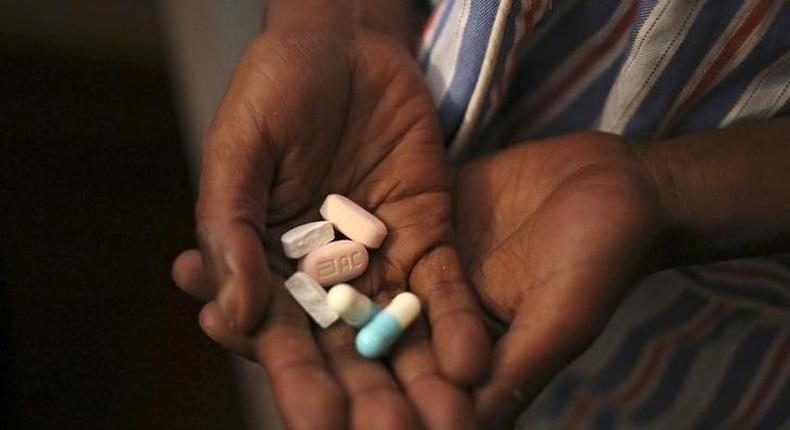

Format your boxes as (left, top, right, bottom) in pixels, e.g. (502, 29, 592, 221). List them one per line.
(355, 292, 421, 358)
(326, 284, 380, 327)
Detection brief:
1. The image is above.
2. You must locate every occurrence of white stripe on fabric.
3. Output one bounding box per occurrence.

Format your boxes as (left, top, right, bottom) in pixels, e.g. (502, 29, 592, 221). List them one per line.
(720, 51, 790, 127)
(423, 0, 473, 105)
(482, 0, 549, 129)
(656, 0, 784, 136)
(598, 0, 706, 134)
(448, 0, 517, 159)
(419, 0, 451, 59)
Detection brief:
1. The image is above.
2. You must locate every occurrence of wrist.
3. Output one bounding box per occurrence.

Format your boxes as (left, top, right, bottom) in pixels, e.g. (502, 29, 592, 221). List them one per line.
(631, 141, 694, 269)
(632, 118, 790, 267)
(265, 0, 425, 51)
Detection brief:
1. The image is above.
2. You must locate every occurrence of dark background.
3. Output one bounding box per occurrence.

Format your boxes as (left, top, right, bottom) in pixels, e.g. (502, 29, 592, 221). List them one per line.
(1, 1, 245, 428)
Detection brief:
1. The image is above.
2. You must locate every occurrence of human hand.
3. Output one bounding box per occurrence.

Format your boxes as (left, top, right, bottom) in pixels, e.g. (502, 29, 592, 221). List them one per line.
(172, 26, 489, 429)
(453, 132, 665, 427)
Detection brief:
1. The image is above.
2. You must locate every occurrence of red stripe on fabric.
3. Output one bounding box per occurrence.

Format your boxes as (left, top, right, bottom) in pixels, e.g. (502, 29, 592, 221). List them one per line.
(670, 0, 775, 121)
(566, 301, 727, 428)
(724, 334, 790, 429)
(521, 0, 544, 33)
(526, 0, 637, 120)
(422, 11, 437, 37)
(707, 262, 790, 288)
(614, 302, 729, 405)
(564, 391, 597, 430)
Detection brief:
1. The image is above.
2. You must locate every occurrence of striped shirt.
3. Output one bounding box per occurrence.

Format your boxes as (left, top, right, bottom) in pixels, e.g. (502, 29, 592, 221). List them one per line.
(419, 1, 790, 428)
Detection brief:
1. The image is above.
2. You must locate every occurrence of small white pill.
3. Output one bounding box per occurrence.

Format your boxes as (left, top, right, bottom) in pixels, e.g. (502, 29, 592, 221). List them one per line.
(355, 292, 421, 358)
(284, 272, 339, 328)
(327, 284, 381, 327)
(281, 221, 335, 259)
(320, 194, 387, 249)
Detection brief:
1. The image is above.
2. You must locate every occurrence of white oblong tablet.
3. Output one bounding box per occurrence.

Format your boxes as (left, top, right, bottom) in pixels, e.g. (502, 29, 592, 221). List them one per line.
(320, 194, 387, 249)
(284, 272, 339, 328)
(281, 221, 335, 259)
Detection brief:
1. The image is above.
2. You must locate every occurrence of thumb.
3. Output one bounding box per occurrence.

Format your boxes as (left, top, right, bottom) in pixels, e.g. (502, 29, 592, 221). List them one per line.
(195, 70, 279, 333)
(474, 295, 603, 427)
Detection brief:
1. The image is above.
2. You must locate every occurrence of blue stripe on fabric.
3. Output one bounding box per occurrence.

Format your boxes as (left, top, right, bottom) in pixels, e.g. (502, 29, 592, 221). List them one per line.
(531, 48, 628, 138)
(523, 290, 709, 423)
(693, 325, 782, 430)
(505, 0, 622, 106)
(622, 0, 744, 139)
(469, 0, 522, 146)
(591, 408, 616, 430)
(672, 4, 790, 135)
(419, 0, 457, 72)
(593, 290, 709, 390)
(437, 0, 500, 137)
(539, 373, 584, 419)
(679, 267, 790, 311)
(628, 309, 757, 423)
(751, 346, 790, 429)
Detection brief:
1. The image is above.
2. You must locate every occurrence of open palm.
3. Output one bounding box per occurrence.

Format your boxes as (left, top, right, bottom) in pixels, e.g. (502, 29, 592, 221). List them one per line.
(173, 31, 488, 429)
(454, 132, 665, 427)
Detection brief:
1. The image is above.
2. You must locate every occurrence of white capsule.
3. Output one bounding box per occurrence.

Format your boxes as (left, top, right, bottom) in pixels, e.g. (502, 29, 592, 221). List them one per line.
(320, 194, 387, 249)
(355, 292, 421, 358)
(281, 221, 335, 259)
(327, 284, 380, 327)
(284, 272, 338, 328)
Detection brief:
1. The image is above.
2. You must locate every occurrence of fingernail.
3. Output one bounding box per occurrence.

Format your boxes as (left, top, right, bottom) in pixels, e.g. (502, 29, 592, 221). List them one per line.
(199, 308, 220, 338)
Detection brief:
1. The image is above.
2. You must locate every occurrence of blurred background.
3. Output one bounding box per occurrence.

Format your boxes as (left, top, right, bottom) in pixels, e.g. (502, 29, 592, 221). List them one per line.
(1, 1, 282, 428)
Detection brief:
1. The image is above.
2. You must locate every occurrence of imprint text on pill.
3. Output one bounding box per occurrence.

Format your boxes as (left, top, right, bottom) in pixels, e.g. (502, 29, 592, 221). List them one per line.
(298, 240, 369, 286)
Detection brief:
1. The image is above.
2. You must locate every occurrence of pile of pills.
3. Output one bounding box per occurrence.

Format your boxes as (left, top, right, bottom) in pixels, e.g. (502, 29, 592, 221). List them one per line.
(282, 194, 421, 358)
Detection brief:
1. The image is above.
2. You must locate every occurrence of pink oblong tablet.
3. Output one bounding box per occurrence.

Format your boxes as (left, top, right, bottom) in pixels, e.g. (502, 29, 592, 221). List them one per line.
(298, 240, 369, 286)
(320, 194, 387, 249)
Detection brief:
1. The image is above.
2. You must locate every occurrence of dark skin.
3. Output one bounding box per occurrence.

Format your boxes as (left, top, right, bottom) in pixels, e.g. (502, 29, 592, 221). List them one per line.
(177, 120, 790, 428)
(172, 1, 790, 428)
(453, 121, 790, 427)
(454, 133, 663, 427)
(172, 15, 489, 430)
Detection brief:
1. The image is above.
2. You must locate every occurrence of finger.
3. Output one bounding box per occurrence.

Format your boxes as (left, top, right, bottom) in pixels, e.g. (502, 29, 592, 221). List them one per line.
(172, 249, 216, 301)
(390, 320, 479, 430)
(196, 74, 279, 332)
(251, 280, 346, 430)
(410, 244, 490, 385)
(198, 301, 255, 360)
(196, 219, 271, 333)
(317, 325, 421, 430)
(474, 299, 589, 428)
